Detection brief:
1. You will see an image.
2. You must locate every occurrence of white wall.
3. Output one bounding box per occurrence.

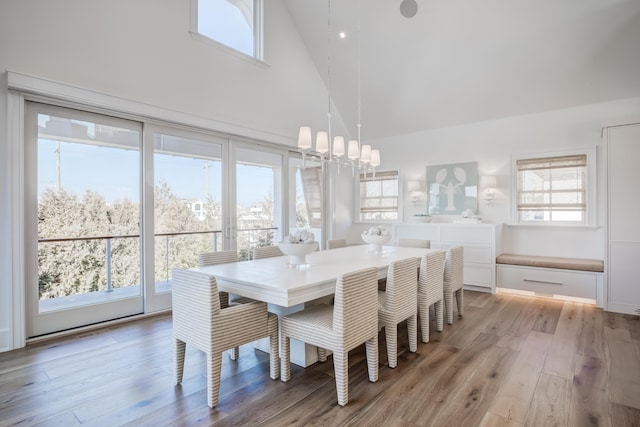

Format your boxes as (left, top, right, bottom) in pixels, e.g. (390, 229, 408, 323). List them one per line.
(0, 0, 349, 351)
(339, 98, 640, 259)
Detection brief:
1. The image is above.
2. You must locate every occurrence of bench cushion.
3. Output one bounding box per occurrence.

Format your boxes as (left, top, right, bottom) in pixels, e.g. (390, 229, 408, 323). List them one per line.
(496, 253, 604, 273)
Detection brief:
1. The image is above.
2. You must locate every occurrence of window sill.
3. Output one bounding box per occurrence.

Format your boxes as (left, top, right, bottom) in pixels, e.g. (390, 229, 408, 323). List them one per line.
(189, 32, 270, 69)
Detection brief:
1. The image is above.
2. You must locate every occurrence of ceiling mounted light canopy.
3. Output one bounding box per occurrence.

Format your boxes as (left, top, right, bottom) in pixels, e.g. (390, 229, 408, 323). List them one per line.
(400, 0, 418, 18)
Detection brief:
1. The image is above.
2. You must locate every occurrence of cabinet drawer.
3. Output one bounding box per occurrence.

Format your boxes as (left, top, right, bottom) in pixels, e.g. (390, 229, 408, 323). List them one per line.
(464, 263, 493, 286)
(497, 265, 597, 299)
(440, 225, 493, 244)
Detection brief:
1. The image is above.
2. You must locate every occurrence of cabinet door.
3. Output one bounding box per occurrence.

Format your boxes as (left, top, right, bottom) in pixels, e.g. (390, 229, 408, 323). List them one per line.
(607, 124, 640, 314)
(609, 125, 640, 243)
(608, 243, 640, 314)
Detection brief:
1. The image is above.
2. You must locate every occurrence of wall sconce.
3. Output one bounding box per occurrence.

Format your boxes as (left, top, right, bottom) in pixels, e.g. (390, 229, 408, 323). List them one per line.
(481, 175, 497, 205)
(407, 180, 423, 205)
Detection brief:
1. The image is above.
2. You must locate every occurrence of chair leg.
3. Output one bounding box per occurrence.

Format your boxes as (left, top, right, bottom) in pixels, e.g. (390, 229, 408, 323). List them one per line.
(419, 303, 430, 343)
(318, 347, 327, 362)
(445, 291, 454, 325)
(206, 352, 223, 408)
(230, 346, 240, 361)
(385, 324, 398, 368)
(281, 335, 291, 382)
(435, 300, 444, 332)
(365, 335, 379, 383)
(268, 315, 280, 380)
(174, 339, 186, 384)
(408, 314, 418, 352)
(333, 350, 349, 406)
(455, 289, 464, 317)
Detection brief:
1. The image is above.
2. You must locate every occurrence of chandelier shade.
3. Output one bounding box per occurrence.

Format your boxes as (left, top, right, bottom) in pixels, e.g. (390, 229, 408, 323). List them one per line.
(316, 131, 329, 154)
(297, 126, 312, 150)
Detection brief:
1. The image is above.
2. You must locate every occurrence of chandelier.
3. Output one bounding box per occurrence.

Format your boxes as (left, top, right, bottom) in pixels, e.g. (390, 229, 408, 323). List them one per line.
(296, 0, 380, 176)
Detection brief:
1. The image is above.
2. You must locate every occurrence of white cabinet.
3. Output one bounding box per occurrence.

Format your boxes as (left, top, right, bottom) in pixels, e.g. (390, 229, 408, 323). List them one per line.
(393, 223, 502, 293)
(605, 123, 640, 315)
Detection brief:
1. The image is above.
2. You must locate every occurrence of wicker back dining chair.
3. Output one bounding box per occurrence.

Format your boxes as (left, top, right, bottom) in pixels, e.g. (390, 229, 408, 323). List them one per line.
(444, 246, 464, 324)
(418, 250, 445, 343)
(198, 250, 251, 360)
(378, 257, 418, 368)
(172, 269, 279, 408)
(280, 267, 379, 406)
(253, 245, 284, 259)
(198, 250, 238, 309)
(397, 238, 431, 249)
(327, 239, 347, 249)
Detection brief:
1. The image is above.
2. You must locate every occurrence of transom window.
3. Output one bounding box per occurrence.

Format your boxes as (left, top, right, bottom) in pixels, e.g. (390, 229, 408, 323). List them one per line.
(359, 171, 399, 222)
(194, 0, 263, 59)
(513, 149, 596, 225)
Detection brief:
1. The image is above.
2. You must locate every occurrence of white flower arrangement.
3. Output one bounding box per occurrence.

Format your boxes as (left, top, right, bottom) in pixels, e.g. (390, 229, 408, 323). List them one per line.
(362, 225, 389, 236)
(284, 229, 315, 244)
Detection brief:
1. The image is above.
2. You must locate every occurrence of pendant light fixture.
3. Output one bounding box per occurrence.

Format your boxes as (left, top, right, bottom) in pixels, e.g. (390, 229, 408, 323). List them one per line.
(296, 0, 380, 176)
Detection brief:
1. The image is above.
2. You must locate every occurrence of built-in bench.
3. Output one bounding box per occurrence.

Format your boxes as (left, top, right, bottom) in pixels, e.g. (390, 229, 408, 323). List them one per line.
(496, 253, 604, 307)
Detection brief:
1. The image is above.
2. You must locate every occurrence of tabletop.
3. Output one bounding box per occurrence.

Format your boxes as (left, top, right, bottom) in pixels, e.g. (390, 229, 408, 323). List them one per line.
(194, 244, 434, 307)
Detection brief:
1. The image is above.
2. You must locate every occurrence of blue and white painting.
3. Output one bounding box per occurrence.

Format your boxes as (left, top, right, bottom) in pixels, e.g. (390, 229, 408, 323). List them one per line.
(426, 161, 478, 215)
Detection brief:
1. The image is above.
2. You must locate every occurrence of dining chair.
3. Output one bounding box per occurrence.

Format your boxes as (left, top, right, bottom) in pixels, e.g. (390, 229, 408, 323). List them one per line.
(397, 238, 431, 249)
(280, 267, 379, 406)
(418, 250, 445, 343)
(253, 245, 284, 259)
(444, 246, 464, 324)
(172, 269, 279, 408)
(327, 238, 347, 249)
(198, 250, 250, 360)
(198, 250, 238, 309)
(378, 257, 418, 368)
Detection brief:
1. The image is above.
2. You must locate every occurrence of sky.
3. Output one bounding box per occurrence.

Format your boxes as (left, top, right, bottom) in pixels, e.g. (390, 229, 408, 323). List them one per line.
(38, 139, 275, 207)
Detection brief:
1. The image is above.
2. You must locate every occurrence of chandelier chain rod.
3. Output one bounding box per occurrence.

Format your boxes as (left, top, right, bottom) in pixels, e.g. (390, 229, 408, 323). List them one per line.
(327, 0, 333, 158)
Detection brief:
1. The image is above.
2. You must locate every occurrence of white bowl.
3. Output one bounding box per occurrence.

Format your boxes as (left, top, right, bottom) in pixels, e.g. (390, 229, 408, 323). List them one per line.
(361, 234, 391, 252)
(277, 241, 318, 265)
(411, 215, 432, 223)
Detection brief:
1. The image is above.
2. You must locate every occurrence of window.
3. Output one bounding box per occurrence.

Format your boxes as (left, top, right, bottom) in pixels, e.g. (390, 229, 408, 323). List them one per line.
(194, 0, 263, 59)
(513, 149, 596, 225)
(359, 171, 399, 222)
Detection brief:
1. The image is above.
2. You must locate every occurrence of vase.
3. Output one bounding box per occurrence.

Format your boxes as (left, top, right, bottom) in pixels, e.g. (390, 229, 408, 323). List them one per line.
(361, 234, 391, 253)
(276, 241, 318, 265)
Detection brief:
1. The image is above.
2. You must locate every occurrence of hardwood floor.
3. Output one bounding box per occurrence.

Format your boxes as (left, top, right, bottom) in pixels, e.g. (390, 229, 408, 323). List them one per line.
(1, 291, 639, 426)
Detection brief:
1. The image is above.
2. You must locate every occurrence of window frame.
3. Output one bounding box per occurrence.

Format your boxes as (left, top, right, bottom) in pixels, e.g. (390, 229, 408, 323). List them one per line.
(511, 147, 597, 227)
(356, 170, 400, 224)
(190, 0, 264, 63)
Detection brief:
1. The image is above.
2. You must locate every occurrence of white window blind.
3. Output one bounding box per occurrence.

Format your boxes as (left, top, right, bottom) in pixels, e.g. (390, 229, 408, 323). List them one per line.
(516, 154, 587, 223)
(359, 171, 399, 221)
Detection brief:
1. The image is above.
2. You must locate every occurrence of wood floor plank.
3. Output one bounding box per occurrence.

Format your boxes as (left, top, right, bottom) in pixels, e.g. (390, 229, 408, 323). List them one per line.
(486, 330, 553, 424)
(577, 304, 606, 359)
(525, 373, 571, 426)
(610, 402, 640, 427)
(530, 298, 564, 334)
(479, 412, 525, 427)
(543, 302, 583, 380)
(426, 346, 518, 427)
(604, 326, 640, 410)
(568, 354, 611, 427)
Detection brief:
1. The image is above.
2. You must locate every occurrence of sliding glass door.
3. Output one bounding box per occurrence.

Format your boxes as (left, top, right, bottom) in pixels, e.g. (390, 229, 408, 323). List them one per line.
(25, 103, 143, 337)
(146, 125, 227, 311)
(232, 144, 283, 258)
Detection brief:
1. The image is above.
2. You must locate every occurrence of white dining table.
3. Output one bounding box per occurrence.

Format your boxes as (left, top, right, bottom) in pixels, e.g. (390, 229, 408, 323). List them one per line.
(194, 244, 435, 366)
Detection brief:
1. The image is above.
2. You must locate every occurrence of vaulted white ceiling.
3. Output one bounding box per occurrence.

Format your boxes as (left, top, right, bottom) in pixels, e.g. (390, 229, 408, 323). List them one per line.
(284, 0, 640, 140)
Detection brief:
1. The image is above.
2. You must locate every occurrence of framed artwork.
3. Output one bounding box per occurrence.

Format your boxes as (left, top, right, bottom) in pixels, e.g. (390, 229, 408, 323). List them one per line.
(426, 161, 478, 215)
